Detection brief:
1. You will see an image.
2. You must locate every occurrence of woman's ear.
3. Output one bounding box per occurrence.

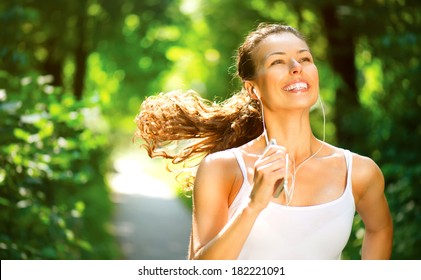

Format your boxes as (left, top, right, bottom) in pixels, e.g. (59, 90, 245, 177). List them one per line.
(244, 81, 260, 100)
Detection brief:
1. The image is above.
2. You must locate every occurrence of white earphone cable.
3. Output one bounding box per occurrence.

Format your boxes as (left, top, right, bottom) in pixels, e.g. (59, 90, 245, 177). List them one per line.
(287, 96, 326, 205)
(257, 92, 327, 206)
(256, 93, 270, 146)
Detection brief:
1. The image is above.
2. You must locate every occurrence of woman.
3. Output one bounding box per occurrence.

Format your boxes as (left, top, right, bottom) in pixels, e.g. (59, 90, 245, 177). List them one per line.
(135, 23, 393, 259)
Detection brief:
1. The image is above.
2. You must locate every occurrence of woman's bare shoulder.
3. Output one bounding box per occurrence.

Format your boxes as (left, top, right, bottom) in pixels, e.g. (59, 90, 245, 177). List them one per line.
(195, 149, 240, 187)
(193, 149, 243, 207)
(199, 149, 238, 171)
(349, 151, 382, 182)
(203, 149, 237, 162)
(348, 151, 384, 203)
(321, 143, 383, 195)
(324, 143, 382, 186)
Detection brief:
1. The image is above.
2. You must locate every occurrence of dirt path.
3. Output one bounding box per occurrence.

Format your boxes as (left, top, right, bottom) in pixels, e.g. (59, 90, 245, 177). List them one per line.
(109, 149, 191, 260)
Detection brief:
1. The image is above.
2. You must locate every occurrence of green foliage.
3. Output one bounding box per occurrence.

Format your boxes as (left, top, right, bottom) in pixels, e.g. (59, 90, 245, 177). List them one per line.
(331, 0, 421, 259)
(369, 23, 421, 259)
(0, 72, 119, 259)
(1, 0, 420, 260)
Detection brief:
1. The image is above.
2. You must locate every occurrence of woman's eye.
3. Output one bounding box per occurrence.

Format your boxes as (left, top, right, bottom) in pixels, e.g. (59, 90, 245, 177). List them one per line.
(300, 57, 312, 63)
(270, 59, 284, 66)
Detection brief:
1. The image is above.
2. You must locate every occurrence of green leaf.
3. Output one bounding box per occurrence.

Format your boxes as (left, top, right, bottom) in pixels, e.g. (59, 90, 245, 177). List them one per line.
(13, 128, 30, 142)
(0, 197, 10, 207)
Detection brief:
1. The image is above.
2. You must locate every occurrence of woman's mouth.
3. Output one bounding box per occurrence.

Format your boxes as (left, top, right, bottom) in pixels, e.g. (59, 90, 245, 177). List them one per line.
(282, 82, 309, 92)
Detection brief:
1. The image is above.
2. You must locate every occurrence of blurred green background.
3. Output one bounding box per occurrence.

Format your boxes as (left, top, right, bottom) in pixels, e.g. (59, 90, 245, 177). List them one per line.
(1, 0, 420, 259)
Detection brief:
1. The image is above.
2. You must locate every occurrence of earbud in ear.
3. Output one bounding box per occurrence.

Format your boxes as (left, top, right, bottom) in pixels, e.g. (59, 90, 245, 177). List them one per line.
(253, 88, 261, 100)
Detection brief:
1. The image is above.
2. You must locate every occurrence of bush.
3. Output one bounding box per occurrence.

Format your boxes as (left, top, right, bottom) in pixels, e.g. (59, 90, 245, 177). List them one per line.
(0, 71, 120, 259)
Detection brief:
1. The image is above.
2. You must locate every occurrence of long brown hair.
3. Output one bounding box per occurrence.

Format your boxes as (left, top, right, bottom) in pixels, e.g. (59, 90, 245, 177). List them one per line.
(134, 23, 306, 189)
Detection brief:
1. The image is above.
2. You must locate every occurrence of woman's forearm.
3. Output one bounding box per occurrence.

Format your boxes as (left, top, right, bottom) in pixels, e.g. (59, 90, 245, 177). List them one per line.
(191, 205, 261, 260)
(361, 224, 393, 260)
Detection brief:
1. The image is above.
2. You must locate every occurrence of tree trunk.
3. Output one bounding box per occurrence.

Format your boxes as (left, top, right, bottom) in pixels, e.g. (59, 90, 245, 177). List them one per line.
(43, 39, 63, 87)
(73, 8, 88, 100)
(320, 4, 360, 149)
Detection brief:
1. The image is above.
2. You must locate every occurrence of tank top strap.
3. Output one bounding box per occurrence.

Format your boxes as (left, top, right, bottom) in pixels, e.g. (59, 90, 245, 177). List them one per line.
(228, 148, 251, 218)
(231, 148, 248, 180)
(343, 149, 353, 193)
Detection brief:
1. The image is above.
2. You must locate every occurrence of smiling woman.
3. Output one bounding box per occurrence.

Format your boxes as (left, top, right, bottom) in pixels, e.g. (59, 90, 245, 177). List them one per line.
(248, 32, 319, 112)
(134, 23, 393, 260)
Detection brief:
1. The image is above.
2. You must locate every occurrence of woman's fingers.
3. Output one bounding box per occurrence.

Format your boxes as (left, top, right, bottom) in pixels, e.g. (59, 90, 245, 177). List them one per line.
(255, 146, 286, 172)
(250, 145, 289, 210)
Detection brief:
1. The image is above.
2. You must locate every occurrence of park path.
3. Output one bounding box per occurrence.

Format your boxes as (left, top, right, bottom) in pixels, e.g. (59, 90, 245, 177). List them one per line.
(108, 148, 191, 260)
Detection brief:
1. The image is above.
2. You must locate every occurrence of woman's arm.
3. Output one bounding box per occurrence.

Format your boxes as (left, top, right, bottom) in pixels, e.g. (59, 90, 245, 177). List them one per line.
(189, 152, 259, 260)
(353, 155, 393, 259)
(190, 147, 286, 260)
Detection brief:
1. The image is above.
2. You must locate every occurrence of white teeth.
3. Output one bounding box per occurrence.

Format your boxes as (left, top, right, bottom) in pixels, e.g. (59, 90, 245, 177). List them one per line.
(283, 82, 308, 91)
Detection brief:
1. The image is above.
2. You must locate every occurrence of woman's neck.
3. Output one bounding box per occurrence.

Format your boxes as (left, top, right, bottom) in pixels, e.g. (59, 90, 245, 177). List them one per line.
(264, 110, 320, 165)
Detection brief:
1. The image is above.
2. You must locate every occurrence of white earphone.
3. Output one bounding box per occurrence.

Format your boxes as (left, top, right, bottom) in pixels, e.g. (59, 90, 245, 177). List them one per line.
(253, 88, 261, 100)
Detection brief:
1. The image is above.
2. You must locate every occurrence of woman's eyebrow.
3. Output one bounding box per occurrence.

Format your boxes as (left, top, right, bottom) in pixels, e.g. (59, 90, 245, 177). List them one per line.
(298, 48, 311, 54)
(264, 49, 311, 62)
(264, 51, 285, 62)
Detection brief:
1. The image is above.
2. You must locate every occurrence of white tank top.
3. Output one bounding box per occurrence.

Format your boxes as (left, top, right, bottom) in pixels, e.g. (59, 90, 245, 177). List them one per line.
(229, 148, 355, 260)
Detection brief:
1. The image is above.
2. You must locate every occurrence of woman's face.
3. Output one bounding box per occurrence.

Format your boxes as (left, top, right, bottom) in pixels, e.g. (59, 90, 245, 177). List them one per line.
(252, 32, 319, 111)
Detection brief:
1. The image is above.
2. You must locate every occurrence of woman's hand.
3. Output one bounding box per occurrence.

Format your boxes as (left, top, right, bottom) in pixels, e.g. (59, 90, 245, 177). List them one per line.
(248, 145, 288, 212)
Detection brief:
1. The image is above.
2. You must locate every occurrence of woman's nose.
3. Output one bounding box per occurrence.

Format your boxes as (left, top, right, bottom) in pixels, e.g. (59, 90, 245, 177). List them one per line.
(289, 59, 302, 75)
